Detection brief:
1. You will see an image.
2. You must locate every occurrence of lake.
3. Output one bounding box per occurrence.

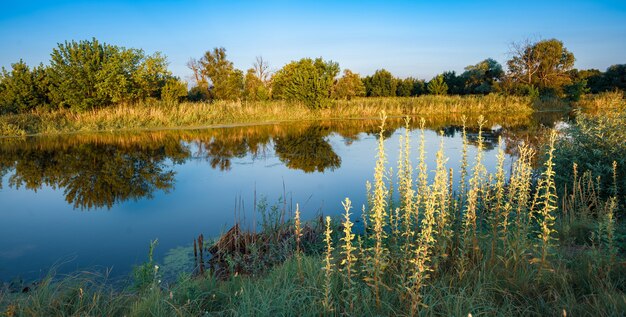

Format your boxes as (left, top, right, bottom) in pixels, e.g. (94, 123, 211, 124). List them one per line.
(0, 113, 567, 283)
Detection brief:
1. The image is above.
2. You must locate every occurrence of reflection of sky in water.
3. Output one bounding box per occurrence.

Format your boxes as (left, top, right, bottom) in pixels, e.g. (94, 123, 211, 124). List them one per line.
(0, 126, 514, 282)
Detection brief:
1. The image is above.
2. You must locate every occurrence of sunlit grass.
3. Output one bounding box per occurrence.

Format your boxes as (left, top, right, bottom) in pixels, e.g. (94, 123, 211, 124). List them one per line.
(0, 94, 534, 136)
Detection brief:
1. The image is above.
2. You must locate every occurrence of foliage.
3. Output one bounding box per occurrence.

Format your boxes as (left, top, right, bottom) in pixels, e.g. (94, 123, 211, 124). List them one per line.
(0, 61, 48, 114)
(427, 74, 448, 95)
(198, 47, 244, 100)
(363, 69, 396, 97)
(161, 78, 188, 103)
(48, 38, 171, 111)
(554, 104, 626, 209)
(564, 78, 590, 102)
(244, 68, 270, 101)
(332, 69, 365, 100)
(507, 38, 575, 94)
(271, 57, 339, 109)
(462, 58, 504, 94)
(441, 71, 464, 95)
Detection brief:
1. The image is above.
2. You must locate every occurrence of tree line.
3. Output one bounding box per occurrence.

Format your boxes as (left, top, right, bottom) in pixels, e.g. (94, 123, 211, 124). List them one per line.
(1, 37, 624, 114)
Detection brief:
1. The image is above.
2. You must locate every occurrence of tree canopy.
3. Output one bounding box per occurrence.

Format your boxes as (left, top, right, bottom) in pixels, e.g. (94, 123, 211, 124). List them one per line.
(271, 57, 339, 109)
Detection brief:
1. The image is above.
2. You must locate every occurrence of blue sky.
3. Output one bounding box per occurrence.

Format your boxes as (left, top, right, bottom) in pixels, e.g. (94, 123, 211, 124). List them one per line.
(1, 0, 625, 81)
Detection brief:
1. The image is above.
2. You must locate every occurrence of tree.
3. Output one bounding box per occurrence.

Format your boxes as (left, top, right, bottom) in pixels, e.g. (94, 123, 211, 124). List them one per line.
(47, 38, 171, 111)
(244, 68, 270, 101)
(271, 57, 339, 109)
(0, 60, 47, 113)
(199, 47, 244, 100)
(161, 78, 188, 103)
(442, 71, 465, 95)
(243, 56, 271, 101)
(333, 69, 365, 100)
(507, 38, 575, 92)
(427, 74, 448, 95)
(602, 64, 626, 92)
(462, 58, 504, 94)
(363, 69, 396, 97)
(395, 78, 414, 97)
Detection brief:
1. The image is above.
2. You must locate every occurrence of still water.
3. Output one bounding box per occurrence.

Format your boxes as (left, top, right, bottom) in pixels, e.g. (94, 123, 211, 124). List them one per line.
(0, 114, 565, 282)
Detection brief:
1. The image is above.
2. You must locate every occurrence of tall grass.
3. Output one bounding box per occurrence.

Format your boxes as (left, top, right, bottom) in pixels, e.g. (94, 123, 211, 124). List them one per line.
(0, 94, 534, 136)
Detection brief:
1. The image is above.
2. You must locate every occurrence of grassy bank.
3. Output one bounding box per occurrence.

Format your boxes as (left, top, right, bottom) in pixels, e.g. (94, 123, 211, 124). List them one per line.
(0, 94, 535, 136)
(2, 113, 625, 316)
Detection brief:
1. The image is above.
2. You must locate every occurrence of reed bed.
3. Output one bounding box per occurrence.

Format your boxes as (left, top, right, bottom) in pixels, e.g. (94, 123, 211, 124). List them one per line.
(2, 113, 625, 316)
(0, 94, 534, 136)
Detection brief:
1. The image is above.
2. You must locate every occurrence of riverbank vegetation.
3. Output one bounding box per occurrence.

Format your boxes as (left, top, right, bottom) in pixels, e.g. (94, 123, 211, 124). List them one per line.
(0, 94, 538, 136)
(1, 37, 624, 136)
(2, 111, 625, 316)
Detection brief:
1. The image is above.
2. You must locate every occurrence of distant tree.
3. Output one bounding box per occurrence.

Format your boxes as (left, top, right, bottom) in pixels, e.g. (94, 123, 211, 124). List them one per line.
(395, 78, 414, 97)
(568, 68, 603, 93)
(0, 60, 47, 113)
(411, 79, 426, 96)
(563, 79, 589, 102)
(243, 56, 271, 101)
(333, 69, 365, 100)
(363, 69, 397, 97)
(244, 68, 270, 101)
(271, 57, 339, 109)
(161, 78, 188, 103)
(199, 47, 244, 100)
(602, 64, 626, 92)
(462, 58, 504, 94)
(188, 86, 211, 102)
(48, 38, 171, 111)
(428, 74, 448, 95)
(442, 71, 465, 95)
(507, 38, 575, 93)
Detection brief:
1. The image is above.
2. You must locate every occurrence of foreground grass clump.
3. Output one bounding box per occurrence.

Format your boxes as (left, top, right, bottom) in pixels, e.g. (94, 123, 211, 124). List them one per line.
(0, 94, 533, 136)
(2, 114, 625, 316)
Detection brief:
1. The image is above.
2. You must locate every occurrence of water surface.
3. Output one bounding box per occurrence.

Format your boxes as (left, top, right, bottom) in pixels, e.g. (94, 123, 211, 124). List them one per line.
(0, 113, 567, 282)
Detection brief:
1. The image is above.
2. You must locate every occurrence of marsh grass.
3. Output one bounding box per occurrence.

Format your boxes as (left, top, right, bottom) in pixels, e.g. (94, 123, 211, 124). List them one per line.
(0, 94, 534, 136)
(2, 113, 625, 316)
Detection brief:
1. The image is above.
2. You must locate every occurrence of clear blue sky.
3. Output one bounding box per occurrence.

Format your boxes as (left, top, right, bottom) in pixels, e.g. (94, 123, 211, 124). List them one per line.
(1, 0, 625, 81)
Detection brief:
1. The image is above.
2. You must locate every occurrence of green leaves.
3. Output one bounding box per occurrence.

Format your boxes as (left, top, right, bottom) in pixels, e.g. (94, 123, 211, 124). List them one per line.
(271, 58, 339, 109)
(48, 38, 172, 111)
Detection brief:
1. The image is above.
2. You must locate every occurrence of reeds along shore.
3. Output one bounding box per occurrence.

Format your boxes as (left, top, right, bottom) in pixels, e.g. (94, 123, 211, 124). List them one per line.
(2, 113, 625, 316)
(0, 94, 536, 136)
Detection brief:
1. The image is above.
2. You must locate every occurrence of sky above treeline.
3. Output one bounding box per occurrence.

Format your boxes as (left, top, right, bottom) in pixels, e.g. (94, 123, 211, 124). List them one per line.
(1, 0, 625, 82)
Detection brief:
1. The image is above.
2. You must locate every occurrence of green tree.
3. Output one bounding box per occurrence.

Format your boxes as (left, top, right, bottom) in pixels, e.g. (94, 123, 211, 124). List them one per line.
(507, 38, 575, 93)
(427, 74, 448, 95)
(333, 69, 365, 100)
(601, 64, 626, 92)
(0, 60, 47, 113)
(442, 71, 465, 95)
(395, 78, 415, 97)
(462, 58, 504, 94)
(199, 47, 243, 100)
(363, 69, 396, 97)
(161, 78, 188, 103)
(48, 38, 171, 111)
(271, 57, 339, 109)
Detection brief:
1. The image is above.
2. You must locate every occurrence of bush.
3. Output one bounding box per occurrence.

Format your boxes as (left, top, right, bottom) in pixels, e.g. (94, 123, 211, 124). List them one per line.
(554, 104, 626, 209)
(271, 58, 339, 109)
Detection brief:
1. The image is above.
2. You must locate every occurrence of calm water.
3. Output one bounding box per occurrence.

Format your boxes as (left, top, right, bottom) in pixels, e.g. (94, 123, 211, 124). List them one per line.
(0, 114, 567, 282)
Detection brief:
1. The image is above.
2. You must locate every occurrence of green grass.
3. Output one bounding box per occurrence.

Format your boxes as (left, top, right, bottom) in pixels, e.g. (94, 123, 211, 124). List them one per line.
(2, 112, 626, 316)
(0, 94, 534, 136)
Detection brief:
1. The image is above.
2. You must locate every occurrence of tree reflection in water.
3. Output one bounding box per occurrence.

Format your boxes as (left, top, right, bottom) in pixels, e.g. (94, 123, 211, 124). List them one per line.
(274, 126, 341, 173)
(0, 111, 563, 210)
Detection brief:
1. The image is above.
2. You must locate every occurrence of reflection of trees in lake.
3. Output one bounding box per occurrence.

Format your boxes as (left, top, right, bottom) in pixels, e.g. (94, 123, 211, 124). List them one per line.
(0, 138, 189, 209)
(274, 126, 341, 173)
